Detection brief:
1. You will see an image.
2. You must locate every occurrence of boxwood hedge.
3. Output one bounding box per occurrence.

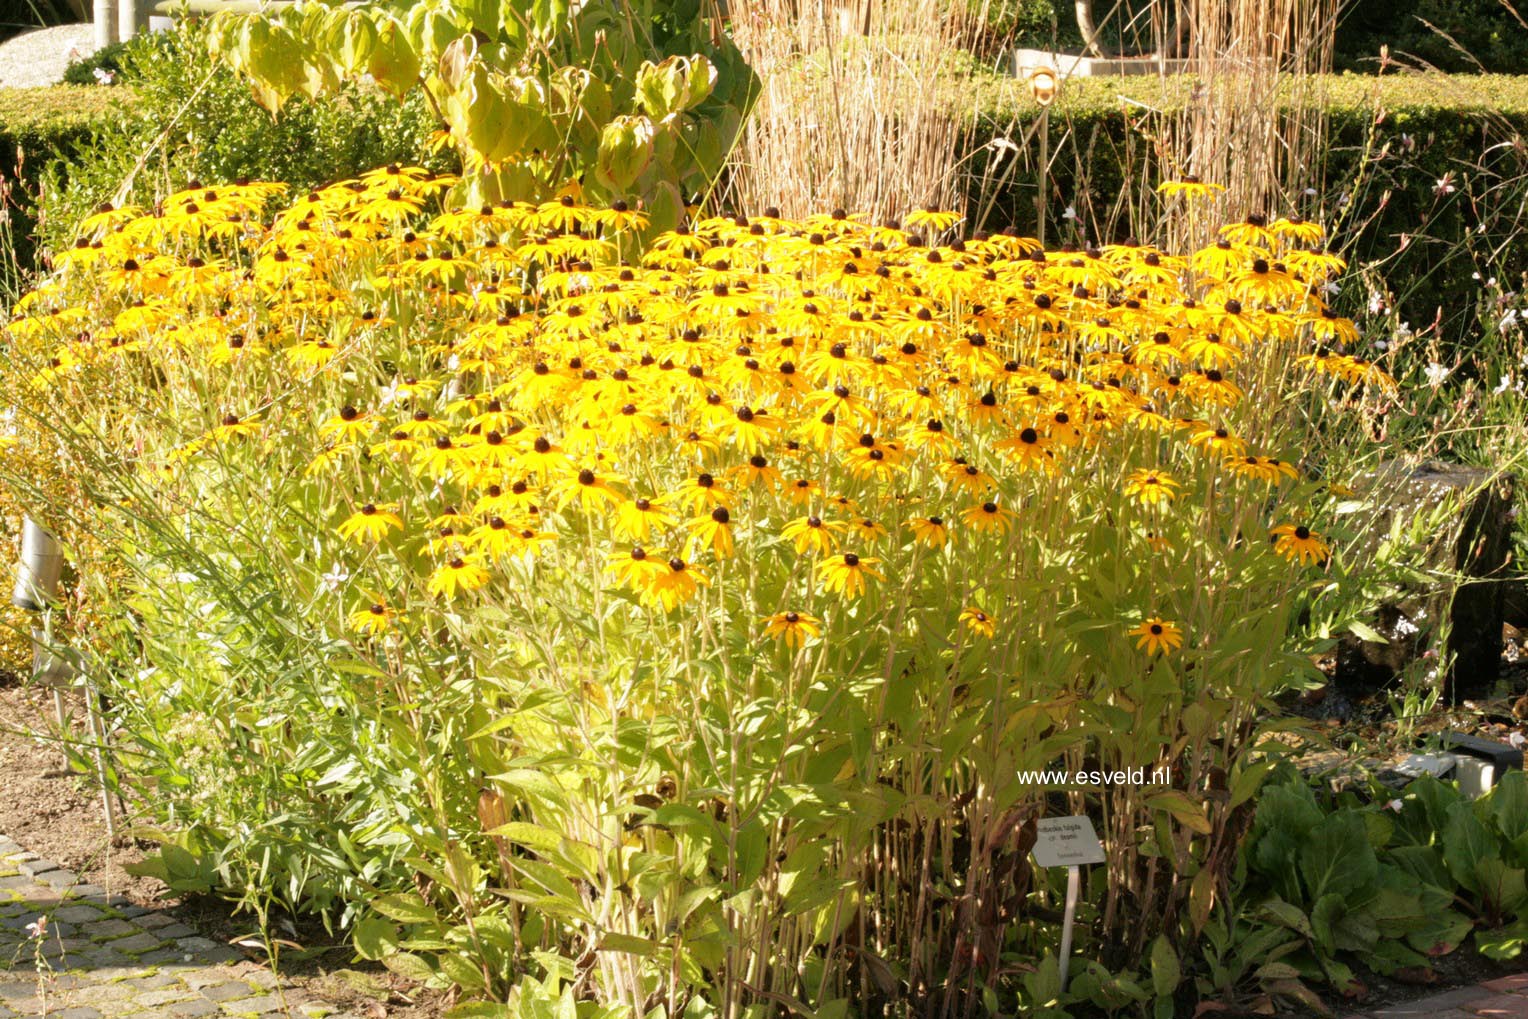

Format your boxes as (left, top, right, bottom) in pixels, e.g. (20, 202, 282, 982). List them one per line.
(5, 72, 1526, 346)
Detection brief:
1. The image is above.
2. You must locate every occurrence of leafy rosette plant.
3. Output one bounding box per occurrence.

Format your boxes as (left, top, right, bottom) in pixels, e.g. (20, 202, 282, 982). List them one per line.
(0, 176, 1397, 1016)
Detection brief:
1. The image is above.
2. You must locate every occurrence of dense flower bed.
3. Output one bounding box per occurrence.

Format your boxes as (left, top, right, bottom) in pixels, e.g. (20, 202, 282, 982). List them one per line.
(0, 168, 1398, 1014)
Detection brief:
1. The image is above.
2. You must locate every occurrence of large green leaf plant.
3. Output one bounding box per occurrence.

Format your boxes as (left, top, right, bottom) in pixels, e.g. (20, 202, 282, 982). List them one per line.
(207, 0, 756, 231)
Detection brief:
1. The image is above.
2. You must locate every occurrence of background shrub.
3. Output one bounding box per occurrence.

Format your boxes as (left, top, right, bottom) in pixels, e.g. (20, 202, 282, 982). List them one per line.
(60, 37, 139, 85)
(1333, 0, 1528, 73)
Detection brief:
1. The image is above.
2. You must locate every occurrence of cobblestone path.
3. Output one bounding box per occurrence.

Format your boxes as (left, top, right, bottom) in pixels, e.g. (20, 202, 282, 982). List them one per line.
(0, 832, 354, 1018)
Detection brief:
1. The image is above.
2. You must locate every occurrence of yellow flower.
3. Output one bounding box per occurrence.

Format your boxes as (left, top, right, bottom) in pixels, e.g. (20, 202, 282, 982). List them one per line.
(614, 497, 675, 543)
(641, 557, 709, 612)
(348, 602, 394, 636)
(336, 503, 404, 543)
(762, 610, 822, 649)
(1129, 617, 1184, 656)
(903, 207, 963, 233)
(907, 515, 950, 548)
(959, 606, 997, 639)
(1123, 470, 1180, 507)
(1270, 523, 1331, 565)
(961, 501, 1016, 534)
(427, 556, 491, 599)
(782, 515, 839, 556)
(686, 507, 736, 559)
(814, 553, 883, 600)
(607, 546, 668, 589)
(1156, 176, 1225, 199)
(318, 405, 372, 442)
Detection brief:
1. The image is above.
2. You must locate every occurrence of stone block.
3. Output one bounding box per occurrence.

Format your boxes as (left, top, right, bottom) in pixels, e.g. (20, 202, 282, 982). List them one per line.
(1336, 461, 1516, 698)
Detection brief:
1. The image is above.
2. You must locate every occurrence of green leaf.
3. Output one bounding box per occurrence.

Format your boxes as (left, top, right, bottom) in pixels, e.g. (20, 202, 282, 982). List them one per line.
(1259, 897, 1314, 938)
(383, 951, 438, 984)
(1476, 857, 1528, 917)
(1491, 770, 1528, 841)
(597, 932, 658, 957)
(1477, 921, 1528, 960)
(372, 892, 439, 925)
(1299, 811, 1379, 902)
(368, 16, 422, 97)
(595, 116, 656, 191)
(353, 917, 399, 961)
(1444, 800, 1498, 894)
(1147, 789, 1212, 835)
(487, 821, 562, 852)
(1149, 934, 1180, 998)
(439, 951, 487, 991)
(1228, 760, 1274, 810)
(1346, 620, 1387, 643)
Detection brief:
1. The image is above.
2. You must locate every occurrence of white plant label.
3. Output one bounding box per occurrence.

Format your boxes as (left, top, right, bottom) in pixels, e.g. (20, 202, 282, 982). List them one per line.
(1031, 815, 1106, 868)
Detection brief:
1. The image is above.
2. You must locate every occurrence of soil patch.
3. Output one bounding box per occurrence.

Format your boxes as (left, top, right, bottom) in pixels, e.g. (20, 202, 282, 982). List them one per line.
(0, 675, 447, 1017)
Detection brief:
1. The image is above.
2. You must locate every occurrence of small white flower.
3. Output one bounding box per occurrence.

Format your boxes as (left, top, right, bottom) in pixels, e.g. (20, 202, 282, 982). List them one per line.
(1061, 205, 1078, 222)
(320, 564, 351, 591)
(1501, 309, 1521, 332)
(1367, 291, 1383, 315)
(1423, 362, 1451, 388)
(1303, 187, 1318, 197)
(92, 67, 115, 85)
(1434, 174, 1456, 195)
(1511, 732, 1527, 750)
(1320, 280, 1340, 299)
(1494, 371, 1515, 395)
(25, 916, 46, 938)
(1374, 339, 1389, 352)
(1387, 799, 1404, 813)
(1394, 320, 1413, 340)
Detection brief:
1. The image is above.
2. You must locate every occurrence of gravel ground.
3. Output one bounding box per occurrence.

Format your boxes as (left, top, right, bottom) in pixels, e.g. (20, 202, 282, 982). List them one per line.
(0, 24, 99, 89)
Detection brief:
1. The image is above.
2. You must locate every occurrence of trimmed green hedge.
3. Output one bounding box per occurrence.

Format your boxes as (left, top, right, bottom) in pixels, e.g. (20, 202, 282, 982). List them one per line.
(963, 73, 1528, 347)
(0, 86, 128, 294)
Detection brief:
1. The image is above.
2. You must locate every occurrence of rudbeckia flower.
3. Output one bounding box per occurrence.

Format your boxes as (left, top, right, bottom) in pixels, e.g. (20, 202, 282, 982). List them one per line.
(1270, 523, 1331, 565)
(762, 611, 822, 649)
(1156, 176, 1225, 199)
(427, 556, 491, 599)
(907, 515, 950, 548)
(348, 602, 394, 636)
(336, 503, 404, 543)
(1123, 470, 1180, 506)
(686, 507, 736, 559)
(782, 516, 839, 556)
(1129, 617, 1184, 656)
(642, 557, 709, 611)
(814, 553, 884, 600)
(961, 501, 1016, 534)
(607, 546, 668, 589)
(959, 606, 997, 639)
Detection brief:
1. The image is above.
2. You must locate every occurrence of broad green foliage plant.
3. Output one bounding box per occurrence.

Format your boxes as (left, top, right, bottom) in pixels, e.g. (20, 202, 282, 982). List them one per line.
(1205, 769, 1528, 1013)
(206, 0, 756, 231)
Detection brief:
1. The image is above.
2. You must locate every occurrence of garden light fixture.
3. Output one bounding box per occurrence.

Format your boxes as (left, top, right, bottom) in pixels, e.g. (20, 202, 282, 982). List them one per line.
(1026, 67, 1059, 107)
(12, 517, 61, 612)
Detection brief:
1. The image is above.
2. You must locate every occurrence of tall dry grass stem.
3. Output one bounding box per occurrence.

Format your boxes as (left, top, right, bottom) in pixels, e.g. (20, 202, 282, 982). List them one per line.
(726, 0, 982, 222)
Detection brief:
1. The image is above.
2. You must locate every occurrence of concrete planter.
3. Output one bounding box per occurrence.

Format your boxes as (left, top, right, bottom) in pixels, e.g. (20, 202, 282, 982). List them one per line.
(1013, 48, 1190, 79)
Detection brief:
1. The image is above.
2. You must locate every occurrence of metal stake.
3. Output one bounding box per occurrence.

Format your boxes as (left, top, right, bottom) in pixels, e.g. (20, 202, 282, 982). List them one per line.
(1058, 864, 1080, 992)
